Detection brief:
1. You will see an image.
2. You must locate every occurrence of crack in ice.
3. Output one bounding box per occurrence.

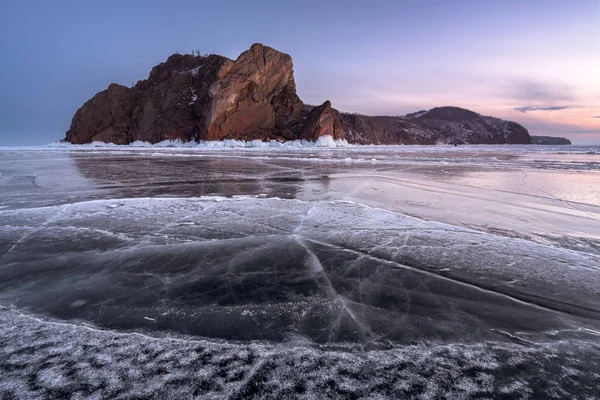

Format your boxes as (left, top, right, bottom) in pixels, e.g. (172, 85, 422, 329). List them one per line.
(297, 236, 596, 320)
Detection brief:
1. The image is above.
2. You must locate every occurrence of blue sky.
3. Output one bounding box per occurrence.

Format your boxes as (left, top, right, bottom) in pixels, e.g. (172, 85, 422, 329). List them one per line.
(1, 0, 599, 145)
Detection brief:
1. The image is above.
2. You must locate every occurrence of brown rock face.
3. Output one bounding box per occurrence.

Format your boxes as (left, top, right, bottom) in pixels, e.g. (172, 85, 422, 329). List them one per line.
(67, 84, 133, 144)
(297, 101, 344, 141)
(65, 44, 305, 144)
(206, 43, 302, 140)
(129, 53, 230, 143)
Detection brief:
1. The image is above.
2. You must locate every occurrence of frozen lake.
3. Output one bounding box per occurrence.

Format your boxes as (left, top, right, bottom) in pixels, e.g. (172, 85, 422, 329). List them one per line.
(1, 144, 599, 398)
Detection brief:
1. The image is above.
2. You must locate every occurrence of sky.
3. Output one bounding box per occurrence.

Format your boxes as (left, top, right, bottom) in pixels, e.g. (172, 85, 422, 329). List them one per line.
(0, 0, 599, 145)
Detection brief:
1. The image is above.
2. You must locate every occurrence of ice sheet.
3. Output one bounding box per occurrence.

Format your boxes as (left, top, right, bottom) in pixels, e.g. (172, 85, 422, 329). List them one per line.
(1, 144, 599, 398)
(2, 306, 599, 399)
(1, 197, 598, 345)
(4, 146, 597, 252)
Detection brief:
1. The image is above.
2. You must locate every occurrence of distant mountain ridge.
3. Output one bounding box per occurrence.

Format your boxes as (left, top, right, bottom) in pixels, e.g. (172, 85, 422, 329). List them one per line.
(341, 107, 531, 145)
(65, 44, 531, 145)
(530, 136, 571, 145)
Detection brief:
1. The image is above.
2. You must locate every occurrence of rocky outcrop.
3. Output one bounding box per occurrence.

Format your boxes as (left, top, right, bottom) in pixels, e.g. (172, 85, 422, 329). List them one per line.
(66, 45, 531, 146)
(128, 53, 229, 143)
(66, 44, 308, 144)
(207, 44, 303, 140)
(531, 136, 571, 145)
(340, 107, 532, 145)
(296, 101, 344, 141)
(67, 84, 134, 144)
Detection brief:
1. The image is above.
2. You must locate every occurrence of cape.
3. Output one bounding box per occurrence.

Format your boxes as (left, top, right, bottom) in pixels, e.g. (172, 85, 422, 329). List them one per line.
(66, 44, 531, 145)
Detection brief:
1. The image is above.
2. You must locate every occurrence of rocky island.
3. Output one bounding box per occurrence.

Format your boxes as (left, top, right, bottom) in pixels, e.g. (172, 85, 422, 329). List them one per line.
(66, 44, 532, 145)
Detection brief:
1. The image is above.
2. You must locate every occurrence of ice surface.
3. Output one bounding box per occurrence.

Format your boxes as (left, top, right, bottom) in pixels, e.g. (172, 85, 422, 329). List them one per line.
(0, 144, 599, 398)
(1, 196, 599, 345)
(1, 306, 599, 399)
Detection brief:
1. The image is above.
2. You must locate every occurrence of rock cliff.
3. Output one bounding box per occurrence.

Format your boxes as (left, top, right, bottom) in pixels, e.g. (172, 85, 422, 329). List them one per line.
(66, 45, 532, 145)
(66, 44, 309, 144)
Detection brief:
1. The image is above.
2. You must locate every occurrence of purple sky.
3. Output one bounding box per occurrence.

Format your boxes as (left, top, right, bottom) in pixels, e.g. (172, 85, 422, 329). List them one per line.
(1, 0, 598, 144)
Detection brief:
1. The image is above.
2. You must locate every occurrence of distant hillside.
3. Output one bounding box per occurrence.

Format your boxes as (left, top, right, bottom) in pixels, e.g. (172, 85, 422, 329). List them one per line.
(341, 107, 532, 145)
(531, 136, 571, 145)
